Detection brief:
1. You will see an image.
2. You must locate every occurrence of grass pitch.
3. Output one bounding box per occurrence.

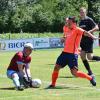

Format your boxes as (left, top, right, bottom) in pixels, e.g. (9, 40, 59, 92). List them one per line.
(0, 48, 100, 100)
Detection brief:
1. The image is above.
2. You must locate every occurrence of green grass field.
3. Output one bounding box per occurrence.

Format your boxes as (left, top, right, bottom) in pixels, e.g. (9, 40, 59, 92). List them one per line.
(0, 48, 100, 100)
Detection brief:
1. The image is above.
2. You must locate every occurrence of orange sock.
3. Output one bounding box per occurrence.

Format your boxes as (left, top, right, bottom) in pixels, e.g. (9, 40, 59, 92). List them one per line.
(76, 71, 92, 80)
(51, 71, 59, 86)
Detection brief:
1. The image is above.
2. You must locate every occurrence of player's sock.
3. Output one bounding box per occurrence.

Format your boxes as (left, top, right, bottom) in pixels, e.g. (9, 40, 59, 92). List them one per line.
(12, 74, 20, 88)
(76, 71, 92, 80)
(82, 60, 93, 75)
(51, 71, 59, 86)
(92, 56, 100, 61)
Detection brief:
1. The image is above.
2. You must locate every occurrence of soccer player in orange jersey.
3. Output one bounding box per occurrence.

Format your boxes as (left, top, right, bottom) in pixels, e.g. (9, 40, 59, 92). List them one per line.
(47, 16, 97, 88)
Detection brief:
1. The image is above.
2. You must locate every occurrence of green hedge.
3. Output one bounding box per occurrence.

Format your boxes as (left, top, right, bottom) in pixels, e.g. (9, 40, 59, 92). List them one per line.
(0, 33, 63, 40)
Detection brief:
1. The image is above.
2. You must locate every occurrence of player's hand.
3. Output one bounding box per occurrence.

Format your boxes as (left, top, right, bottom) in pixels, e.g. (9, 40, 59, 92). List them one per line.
(94, 37, 99, 40)
(28, 77, 33, 87)
(28, 77, 32, 82)
(23, 77, 29, 83)
(61, 37, 65, 43)
(23, 77, 30, 88)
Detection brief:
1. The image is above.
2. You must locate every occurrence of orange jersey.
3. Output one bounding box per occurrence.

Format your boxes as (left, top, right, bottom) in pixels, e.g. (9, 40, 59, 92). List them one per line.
(63, 25, 84, 54)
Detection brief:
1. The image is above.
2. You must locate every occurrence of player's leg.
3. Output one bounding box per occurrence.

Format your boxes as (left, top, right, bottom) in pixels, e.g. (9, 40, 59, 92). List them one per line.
(7, 70, 24, 91)
(49, 65, 61, 88)
(92, 56, 100, 61)
(68, 53, 96, 86)
(47, 52, 68, 88)
(87, 53, 100, 61)
(80, 50, 93, 75)
(70, 67, 96, 86)
(18, 72, 30, 88)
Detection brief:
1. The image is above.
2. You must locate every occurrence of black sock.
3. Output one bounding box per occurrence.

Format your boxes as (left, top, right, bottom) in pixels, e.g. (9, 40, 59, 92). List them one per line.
(82, 60, 93, 75)
(92, 56, 100, 61)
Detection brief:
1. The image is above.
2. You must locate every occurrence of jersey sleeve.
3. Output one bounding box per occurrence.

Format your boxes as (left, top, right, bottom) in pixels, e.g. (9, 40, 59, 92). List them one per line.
(77, 27, 85, 35)
(16, 53, 24, 65)
(27, 57, 31, 63)
(89, 18, 96, 28)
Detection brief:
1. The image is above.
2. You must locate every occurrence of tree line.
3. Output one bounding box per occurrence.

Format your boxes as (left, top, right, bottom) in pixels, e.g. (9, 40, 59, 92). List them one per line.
(0, 0, 100, 33)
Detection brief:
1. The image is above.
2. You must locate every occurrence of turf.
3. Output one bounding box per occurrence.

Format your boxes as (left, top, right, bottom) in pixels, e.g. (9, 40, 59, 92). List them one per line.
(0, 48, 100, 100)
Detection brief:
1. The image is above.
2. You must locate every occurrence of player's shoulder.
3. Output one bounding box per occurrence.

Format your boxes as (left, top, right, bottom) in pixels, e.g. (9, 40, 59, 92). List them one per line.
(63, 25, 67, 29)
(26, 55, 31, 62)
(85, 16, 94, 22)
(16, 51, 23, 57)
(76, 27, 83, 30)
(27, 55, 31, 59)
(63, 25, 68, 31)
(76, 27, 84, 33)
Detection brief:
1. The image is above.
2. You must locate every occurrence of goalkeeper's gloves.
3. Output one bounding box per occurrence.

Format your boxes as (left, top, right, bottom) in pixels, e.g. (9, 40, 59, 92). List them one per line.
(28, 77, 33, 87)
(23, 77, 32, 87)
(23, 77, 30, 88)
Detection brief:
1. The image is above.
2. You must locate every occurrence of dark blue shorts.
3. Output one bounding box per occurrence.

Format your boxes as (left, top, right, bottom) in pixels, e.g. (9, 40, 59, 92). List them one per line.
(56, 52, 78, 69)
(80, 37, 93, 53)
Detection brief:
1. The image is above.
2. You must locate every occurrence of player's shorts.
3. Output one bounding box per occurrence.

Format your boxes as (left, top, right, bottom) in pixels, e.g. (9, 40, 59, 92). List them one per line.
(56, 52, 78, 69)
(7, 70, 17, 79)
(80, 36, 93, 53)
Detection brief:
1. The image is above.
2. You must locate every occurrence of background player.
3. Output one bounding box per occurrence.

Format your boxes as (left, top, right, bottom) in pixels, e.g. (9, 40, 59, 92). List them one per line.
(79, 7, 100, 76)
(7, 43, 33, 91)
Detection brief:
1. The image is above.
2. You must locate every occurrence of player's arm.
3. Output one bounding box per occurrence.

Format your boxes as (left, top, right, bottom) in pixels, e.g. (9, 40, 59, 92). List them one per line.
(88, 25, 99, 33)
(61, 26, 67, 43)
(61, 34, 66, 43)
(17, 62, 25, 77)
(24, 63, 32, 86)
(25, 63, 31, 78)
(84, 31, 98, 40)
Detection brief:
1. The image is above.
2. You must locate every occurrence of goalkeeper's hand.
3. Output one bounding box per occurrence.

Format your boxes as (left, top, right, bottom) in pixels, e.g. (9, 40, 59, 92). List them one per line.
(23, 77, 33, 87)
(23, 77, 30, 88)
(28, 77, 33, 87)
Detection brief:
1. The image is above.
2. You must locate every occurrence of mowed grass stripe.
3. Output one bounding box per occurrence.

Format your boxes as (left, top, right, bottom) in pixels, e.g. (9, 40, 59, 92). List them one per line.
(0, 48, 100, 100)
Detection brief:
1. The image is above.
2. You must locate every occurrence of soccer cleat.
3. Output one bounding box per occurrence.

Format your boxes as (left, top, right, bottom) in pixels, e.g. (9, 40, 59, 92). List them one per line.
(16, 86, 24, 91)
(46, 85, 55, 89)
(90, 76, 96, 86)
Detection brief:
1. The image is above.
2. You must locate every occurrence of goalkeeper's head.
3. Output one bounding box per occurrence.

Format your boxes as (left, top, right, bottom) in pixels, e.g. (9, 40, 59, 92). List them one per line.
(23, 43, 33, 56)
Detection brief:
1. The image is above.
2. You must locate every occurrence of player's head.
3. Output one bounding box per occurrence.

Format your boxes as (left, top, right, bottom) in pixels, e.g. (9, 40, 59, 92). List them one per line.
(23, 43, 33, 56)
(66, 16, 77, 28)
(79, 7, 87, 18)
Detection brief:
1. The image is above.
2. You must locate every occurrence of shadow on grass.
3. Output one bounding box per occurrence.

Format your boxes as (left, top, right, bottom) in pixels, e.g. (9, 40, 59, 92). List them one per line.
(59, 76, 75, 78)
(47, 64, 54, 65)
(0, 87, 15, 90)
(44, 85, 80, 90)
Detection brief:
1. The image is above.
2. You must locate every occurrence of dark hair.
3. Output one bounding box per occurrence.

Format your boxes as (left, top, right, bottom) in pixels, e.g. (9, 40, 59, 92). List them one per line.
(68, 16, 77, 23)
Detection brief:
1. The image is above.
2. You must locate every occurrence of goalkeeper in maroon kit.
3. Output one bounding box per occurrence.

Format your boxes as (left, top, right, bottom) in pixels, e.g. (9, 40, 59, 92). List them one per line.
(7, 43, 33, 91)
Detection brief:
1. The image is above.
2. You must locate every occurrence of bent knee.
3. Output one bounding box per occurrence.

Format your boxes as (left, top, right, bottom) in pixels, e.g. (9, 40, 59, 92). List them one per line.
(54, 64, 61, 71)
(87, 56, 93, 60)
(71, 72, 78, 77)
(71, 68, 78, 77)
(80, 55, 86, 60)
(12, 73, 19, 79)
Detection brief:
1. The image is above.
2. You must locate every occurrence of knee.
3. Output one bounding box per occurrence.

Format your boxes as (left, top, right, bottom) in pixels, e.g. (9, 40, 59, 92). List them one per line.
(54, 64, 61, 71)
(71, 72, 77, 77)
(71, 69, 78, 77)
(12, 73, 19, 79)
(80, 55, 86, 60)
(87, 55, 93, 60)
